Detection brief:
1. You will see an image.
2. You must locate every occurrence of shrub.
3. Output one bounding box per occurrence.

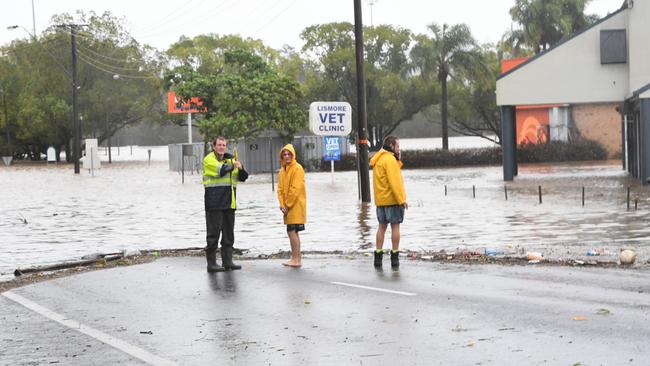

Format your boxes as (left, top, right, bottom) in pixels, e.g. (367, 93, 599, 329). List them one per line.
(310, 139, 609, 171)
(517, 139, 608, 162)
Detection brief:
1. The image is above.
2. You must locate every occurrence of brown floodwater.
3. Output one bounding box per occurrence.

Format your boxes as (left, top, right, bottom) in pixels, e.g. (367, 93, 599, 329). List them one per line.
(1, 152, 649, 281)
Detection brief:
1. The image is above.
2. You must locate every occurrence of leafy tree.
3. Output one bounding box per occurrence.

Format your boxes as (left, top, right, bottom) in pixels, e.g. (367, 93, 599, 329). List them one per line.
(411, 22, 480, 150)
(507, 0, 599, 54)
(0, 11, 164, 161)
(448, 45, 502, 145)
(170, 49, 306, 141)
(300, 23, 434, 150)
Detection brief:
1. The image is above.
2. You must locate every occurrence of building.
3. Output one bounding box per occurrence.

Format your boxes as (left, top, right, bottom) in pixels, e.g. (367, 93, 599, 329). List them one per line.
(496, 0, 650, 183)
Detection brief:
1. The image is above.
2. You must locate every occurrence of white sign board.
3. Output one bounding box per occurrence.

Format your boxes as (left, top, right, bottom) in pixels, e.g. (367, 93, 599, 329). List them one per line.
(309, 102, 352, 136)
(83, 138, 101, 170)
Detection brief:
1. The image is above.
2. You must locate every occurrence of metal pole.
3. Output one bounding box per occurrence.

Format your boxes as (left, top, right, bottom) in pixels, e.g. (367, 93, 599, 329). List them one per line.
(71, 25, 80, 174)
(538, 185, 542, 204)
(331, 160, 334, 183)
(270, 137, 275, 192)
(187, 112, 192, 144)
(31, 0, 36, 39)
(353, 0, 371, 203)
(582, 187, 585, 206)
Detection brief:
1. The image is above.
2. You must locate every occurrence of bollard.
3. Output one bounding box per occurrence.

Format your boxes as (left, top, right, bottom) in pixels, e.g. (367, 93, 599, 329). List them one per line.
(504, 185, 508, 201)
(635, 198, 638, 211)
(538, 185, 542, 204)
(147, 149, 152, 166)
(627, 186, 630, 211)
(472, 185, 475, 199)
(582, 187, 585, 207)
(444, 185, 447, 196)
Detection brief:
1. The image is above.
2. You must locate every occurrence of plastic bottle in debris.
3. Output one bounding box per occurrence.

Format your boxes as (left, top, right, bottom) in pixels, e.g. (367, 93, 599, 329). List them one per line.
(586, 249, 601, 256)
(484, 248, 504, 256)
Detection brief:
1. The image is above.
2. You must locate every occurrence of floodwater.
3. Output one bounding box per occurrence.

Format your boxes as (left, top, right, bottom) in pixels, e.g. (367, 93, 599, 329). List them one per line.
(1, 144, 649, 281)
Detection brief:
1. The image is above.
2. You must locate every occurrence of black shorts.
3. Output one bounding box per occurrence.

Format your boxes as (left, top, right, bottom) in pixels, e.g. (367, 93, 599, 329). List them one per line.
(286, 224, 305, 232)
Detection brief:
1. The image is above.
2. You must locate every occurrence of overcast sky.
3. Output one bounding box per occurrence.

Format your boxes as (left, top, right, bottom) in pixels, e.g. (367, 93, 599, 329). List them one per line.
(0, 0, 624, 51)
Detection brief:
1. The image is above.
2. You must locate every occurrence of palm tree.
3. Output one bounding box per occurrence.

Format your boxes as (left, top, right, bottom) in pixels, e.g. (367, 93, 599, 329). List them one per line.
(508, 0, 599, 54)
(411, 23, 479, 150)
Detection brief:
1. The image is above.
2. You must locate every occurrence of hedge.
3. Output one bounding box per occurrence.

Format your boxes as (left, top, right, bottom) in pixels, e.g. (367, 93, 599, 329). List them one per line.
(311, 139, 609, 171)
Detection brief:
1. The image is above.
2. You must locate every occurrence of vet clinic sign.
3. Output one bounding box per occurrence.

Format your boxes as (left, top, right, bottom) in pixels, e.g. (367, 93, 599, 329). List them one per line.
(309, 102, 352, 136)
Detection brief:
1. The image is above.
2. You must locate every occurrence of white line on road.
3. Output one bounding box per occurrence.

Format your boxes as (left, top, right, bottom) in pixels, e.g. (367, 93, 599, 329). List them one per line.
(2, 291, 177, 366)
(331, 281, 417, 296)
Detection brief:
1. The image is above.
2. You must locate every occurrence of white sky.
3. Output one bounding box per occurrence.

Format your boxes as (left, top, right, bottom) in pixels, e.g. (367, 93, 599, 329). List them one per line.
(0, 0, 625, 51)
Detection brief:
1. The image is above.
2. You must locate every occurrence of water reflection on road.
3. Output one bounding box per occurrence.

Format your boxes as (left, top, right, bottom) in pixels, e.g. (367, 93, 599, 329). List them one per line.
(1, 160, 649, 280)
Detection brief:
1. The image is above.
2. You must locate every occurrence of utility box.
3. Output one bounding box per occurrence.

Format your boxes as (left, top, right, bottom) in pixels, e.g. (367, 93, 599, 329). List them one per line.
(47, 146, 56, 163)
(83, 139, 101, 170)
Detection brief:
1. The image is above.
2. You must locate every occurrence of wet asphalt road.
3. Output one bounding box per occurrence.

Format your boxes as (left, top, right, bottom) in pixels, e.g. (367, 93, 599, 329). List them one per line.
(1, 257, 649, 365)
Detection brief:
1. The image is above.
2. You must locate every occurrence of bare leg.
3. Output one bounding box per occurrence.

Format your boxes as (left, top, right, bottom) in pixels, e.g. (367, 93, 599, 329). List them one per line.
(376, 223, 388, 251)
(283, 230, 302, 267)
(390, 223, 400, 251)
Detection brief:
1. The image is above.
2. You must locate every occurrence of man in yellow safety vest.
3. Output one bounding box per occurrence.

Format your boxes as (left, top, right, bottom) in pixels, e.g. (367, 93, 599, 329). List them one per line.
(203, 136, 248, 272)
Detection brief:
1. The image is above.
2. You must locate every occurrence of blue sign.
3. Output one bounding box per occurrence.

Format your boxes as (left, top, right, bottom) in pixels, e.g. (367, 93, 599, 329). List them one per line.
(323, 136, 341, 161)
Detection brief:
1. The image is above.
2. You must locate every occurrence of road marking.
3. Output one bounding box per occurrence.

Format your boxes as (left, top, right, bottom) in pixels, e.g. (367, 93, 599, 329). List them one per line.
(2, 291, 177, 366)
(331, 281, 416, 296)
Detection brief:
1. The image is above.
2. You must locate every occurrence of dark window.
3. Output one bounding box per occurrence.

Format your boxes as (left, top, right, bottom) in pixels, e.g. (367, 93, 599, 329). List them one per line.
(600, 29, 627, 64)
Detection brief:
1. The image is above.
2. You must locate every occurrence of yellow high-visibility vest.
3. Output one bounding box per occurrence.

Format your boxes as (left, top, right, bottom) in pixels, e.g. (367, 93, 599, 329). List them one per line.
(203, 152, 240, 209)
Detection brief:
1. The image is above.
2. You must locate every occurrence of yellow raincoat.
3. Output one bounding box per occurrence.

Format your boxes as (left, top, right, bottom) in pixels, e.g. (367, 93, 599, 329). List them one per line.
(369, 148, 406, 206)
(277, 144, 307, 224)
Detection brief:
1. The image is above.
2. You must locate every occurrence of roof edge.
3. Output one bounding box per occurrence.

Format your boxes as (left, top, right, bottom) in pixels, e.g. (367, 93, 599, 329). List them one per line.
(633, 83, 650, 98)
(497, 5, 629, 81)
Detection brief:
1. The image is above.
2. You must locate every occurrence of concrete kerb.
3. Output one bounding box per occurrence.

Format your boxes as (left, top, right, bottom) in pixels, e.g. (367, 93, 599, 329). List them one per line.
(2, 248, 648, 294)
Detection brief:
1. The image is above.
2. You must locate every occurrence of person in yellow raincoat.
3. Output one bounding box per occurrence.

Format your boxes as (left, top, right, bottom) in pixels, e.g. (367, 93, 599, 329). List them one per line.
(277, 144, 307, 267)
(369, 135, 408, 269)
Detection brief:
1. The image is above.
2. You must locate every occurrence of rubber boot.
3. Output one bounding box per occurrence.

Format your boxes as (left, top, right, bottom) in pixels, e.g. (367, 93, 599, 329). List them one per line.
(390, 251, 400, 269)
(373, 250, 383, 268)
(206, 249, 225, 273)
(221, 246, 242, 271)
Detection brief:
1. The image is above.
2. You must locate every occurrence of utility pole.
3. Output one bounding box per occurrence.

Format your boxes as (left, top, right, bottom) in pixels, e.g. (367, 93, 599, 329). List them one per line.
(56, 24, 84, 173)
(71, 25, 80, 174)
(353, 0, 371, 203)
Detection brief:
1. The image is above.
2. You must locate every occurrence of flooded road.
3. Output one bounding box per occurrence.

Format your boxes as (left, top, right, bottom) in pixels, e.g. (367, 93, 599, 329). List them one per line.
(1, 147, 649, 281)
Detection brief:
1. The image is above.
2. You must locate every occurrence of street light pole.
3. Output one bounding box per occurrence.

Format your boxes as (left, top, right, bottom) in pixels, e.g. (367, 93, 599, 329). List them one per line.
(353, 0, 371, 203)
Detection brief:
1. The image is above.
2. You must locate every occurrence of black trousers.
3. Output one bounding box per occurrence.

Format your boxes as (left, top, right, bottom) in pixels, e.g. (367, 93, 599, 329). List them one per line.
(205, 209, 235, 251)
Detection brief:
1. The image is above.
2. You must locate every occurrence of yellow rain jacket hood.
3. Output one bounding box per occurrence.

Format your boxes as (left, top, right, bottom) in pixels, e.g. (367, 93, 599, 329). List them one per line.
(369, 148, 406, 206)
(277, 144, 307, 224)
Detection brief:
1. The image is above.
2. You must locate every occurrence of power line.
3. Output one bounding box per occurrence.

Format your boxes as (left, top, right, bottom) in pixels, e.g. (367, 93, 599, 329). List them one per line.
(76, 48, 146, 72)
(251, 0, 301, 40)
(76, 53, 158, 80)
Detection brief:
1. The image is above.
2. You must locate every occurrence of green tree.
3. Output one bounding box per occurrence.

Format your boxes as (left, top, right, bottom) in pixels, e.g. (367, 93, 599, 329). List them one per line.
(300, 23, 434, 150)
(1, 11, 164, 161)
(448, 44, 502, 145)
(411, 22, 480, 150)
(508, 0, 599, 54)
(170, 49, 306, 141)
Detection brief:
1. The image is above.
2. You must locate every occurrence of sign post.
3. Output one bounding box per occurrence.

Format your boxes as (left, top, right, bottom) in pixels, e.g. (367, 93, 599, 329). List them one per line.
(324, 136, 341, 182)
(310, 102, 351, 185)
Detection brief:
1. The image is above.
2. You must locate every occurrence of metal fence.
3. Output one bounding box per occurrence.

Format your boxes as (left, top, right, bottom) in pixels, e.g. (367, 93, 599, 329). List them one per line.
(168, 135, 351, 174)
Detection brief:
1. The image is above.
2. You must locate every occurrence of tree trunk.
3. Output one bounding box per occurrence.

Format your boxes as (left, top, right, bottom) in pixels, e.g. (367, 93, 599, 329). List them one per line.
(441, 74, 449, 150)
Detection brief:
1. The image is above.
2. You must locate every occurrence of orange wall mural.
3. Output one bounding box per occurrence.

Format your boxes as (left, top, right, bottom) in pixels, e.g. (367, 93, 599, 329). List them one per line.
(516, 106, 549, 145)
